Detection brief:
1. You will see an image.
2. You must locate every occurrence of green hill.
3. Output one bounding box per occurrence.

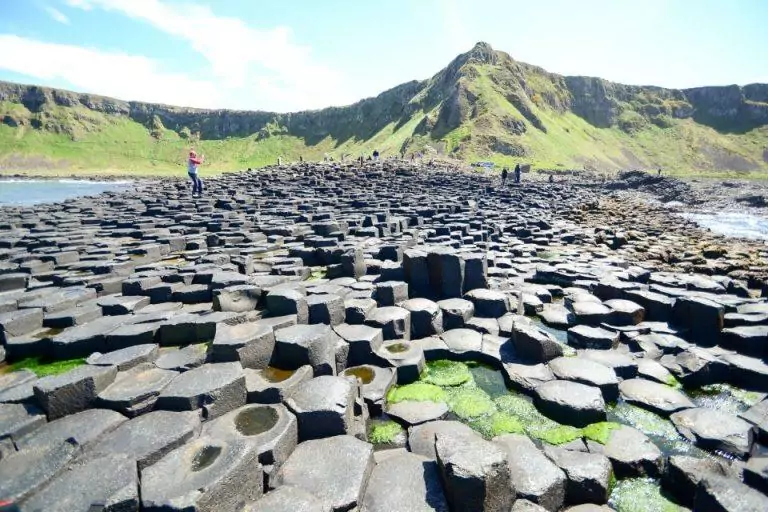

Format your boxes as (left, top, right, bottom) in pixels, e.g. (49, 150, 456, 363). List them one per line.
(1, 42, 767, 177)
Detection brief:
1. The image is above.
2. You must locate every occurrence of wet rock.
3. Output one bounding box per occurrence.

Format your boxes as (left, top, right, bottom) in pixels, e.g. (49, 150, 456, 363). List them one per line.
(285, 375, 357, 441)
(211, 321, 275, 369)
(245, 365, 313, 404)
(618, 378, 694, 416)
(156, 362, 246, 419)
(602, 426, 662, 478)
(495, 433, 566, 510)
(275, 435, 374, 512)
(543, 445, 612, 506)
(361, 452, 449, 512)
(33, 364, 117, 420)
(86, 409, 201, 470)
(670, 407, 755, 457)
(141, 437, 263, 512)
(662, 455, 734, 508)
(534, 380, 606, 427)
(567, 325, 619, 350)
(435, 430, 514, 512)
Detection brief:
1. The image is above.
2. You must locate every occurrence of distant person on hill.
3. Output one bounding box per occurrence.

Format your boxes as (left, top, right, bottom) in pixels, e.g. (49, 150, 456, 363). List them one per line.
(514, 163, 521, 183)
(187, 149, 204, 197)
(373, 150, 380, 161)
(501, 167, 508, 186)
(548, 173, 555, 183)
(658, 168, 662, 176)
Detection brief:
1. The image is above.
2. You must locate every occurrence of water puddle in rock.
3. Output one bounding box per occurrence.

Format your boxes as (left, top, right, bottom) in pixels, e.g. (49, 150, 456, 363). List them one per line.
(343, 366, 375, 385)
(235, 406, 279, 436)
(260, 367, 295, 383)
(191, 445, 221, 472)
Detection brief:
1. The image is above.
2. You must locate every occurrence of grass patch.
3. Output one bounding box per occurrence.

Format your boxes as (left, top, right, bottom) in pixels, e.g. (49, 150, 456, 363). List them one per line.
(6, 357, 85, 377)
(387, 382, 446, 404)
(369, 420, 404, 444)
(422, 360, 472, 387)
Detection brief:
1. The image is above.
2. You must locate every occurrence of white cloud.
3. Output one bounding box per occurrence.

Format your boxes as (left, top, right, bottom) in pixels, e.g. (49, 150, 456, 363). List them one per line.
(0, 35, 219, 107)
(64, 0, 351, 111)
(45, 6, 70, 24)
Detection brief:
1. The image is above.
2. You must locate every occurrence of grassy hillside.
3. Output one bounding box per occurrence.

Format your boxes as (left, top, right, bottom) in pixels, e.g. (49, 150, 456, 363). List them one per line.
(1, 42, 767, 178)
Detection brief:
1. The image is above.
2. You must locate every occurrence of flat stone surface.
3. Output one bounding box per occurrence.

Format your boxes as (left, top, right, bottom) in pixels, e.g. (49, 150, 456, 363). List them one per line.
(33, 364, 118, 420)
(86, 343, 159, 370)
(407, 420, 476, 460)
(567, 325, 619, 350)
(243, 485, 327, 512)
(98, 363, 178, 417)
(603, 426, 662, 478)
(284, 375, 355, 441)
(670, 407, 755, 457)
(0, 439, 79, 503)
(618, 378, 694, 417)
(276, 435, 374, 512)
(694, 474, 768, 511)
(543, 444, 612, 505)
(534, 380, 606, 427)
(155, 342, 208, 371)
(16, 408, 127, 451)
(548, 356, 619, 401)
(386, 400, 449, 426)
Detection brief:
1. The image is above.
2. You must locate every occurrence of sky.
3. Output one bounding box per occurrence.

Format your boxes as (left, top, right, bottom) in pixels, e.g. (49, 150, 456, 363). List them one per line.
(0, 0, 766, 112)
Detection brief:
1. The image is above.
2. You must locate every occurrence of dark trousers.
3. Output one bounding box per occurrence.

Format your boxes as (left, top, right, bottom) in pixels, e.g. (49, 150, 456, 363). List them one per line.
(188, 172, 202, 194)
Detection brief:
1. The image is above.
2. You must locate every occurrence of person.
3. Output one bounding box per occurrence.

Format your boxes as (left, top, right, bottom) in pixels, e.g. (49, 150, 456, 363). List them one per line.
(548, 173, 554, 183)
(277, 156, 282, 166)
(187, 149, 204, 197)
(658, 168, 662, 176)
(299, 155, 303, 163)
(373, 149, 380, 161)
(501, 167, 508, 186)
(514, 163, 521, 183)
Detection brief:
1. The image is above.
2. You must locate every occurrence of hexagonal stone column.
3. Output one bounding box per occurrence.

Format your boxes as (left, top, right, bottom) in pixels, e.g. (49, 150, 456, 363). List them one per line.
(156, 362, 246, 420)
(401, 298, 444, 338)
(365, 306, 411, 341)
(285, 375, 357, 441)
(211, 321, 276, 369)
(272, 324, 337, 376)
(33, 364, 118, 420)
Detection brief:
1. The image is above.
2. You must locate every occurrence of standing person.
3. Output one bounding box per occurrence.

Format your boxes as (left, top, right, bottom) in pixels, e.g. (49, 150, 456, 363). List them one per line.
(188, 149, 204, 197)
(373, 149, 380, 161)
(501, 167, 508, 186)
(514, 163, 521, 183)
(658, 168, 662, 176)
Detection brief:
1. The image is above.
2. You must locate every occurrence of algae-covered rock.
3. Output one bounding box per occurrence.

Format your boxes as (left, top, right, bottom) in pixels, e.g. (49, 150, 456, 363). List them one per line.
(422, 360, 472, 387)
(369, 420, 405, 445)
(387, 382, 446, 404)
(470, 411, 525, 439)
(583, 422, 624, 445)
(536, 425, 584, 446)
(447, 387, 495, 419)
(609, 478, 685, 512)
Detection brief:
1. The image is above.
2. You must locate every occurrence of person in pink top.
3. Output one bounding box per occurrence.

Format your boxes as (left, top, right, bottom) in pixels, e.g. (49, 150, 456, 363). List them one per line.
(188, 149, 204, 197)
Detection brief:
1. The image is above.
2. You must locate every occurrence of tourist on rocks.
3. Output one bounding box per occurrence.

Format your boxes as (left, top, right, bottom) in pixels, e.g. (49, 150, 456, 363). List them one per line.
(658, 168, 662, 176)
(187, 149, 204, 197)
(514, 163, 521, 183)
(373, 149, 380, 161)
(548, 173, 555, 183)
(501, 167, 508, 186)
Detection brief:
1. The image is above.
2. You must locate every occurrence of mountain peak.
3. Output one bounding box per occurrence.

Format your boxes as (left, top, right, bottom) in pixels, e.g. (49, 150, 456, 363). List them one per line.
(465, 41, 498, 64)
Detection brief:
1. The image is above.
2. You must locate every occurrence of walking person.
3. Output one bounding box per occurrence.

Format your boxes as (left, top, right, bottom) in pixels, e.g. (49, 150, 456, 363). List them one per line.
(501, 167, 508, 186)
(514, 163, 521, 183)
(188, 149, 204, 197)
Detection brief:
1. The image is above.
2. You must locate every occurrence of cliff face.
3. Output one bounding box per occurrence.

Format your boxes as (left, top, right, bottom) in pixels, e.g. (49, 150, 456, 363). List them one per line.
(1, 42, 767, 172)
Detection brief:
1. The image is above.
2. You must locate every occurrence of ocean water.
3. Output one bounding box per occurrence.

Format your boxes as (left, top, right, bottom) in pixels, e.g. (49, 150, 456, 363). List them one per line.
(681, 211, 768, 241)
(0, 179, 131, 206)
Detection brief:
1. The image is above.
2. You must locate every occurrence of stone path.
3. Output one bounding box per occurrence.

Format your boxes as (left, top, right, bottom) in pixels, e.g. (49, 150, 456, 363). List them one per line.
(1, 161, 768, 511)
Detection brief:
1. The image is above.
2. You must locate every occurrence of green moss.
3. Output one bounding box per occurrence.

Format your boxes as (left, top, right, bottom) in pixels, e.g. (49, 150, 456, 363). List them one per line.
(494, 393, 561, 437)
(387, 382, 446, 404)
(664, 375, 682, 389)
(608, 403, 679, 440)
(308, 267, 327, 281)
(470, 411, 525, 439)
(369, 420, 404, 444)
(447, 388, 495, 419)
(6, 357, 85, 377)
(422, 360, 472, 387)
(534, 425, 584, 445)
(609, 478, 683, 512)
(583, 422, 623, 444)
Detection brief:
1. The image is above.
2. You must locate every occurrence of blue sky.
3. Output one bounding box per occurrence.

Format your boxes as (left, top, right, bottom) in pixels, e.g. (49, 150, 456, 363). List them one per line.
(0, 0, 766, 112)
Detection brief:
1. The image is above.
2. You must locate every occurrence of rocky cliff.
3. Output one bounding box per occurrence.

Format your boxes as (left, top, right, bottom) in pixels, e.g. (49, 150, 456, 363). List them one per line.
(1, 42, 767, 173)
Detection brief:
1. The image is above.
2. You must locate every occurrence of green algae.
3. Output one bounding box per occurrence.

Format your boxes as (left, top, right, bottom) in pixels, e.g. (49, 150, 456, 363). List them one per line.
(664, 374, 682, 389)
(468, 362, 509, 398)
(583, 422, 624, 445)
(5, 357, 85, 377)
(422, 360, 472, 387)
(609, 478, 684, 512)
(494, 393, 561, 438)
(447, 387, 495, 419)
(369, 420, 404, 444)
(387, 382, 446, 404)
(535, 425, 584, 445)
(691, 383, 764, 413)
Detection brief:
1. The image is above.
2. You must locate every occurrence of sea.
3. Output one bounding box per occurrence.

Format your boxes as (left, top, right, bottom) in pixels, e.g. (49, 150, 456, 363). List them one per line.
(0, 179, 131, 206)
(681, 211, 768, 241)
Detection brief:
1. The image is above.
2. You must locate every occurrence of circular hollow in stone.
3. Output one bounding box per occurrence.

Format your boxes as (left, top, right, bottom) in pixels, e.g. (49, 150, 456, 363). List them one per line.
(386, 343, 409, 354)
(343, 366, 375, 385)
(235, 407, 279, 436)
(261, 367, 295, 383)
(192, 445, 222, 472)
